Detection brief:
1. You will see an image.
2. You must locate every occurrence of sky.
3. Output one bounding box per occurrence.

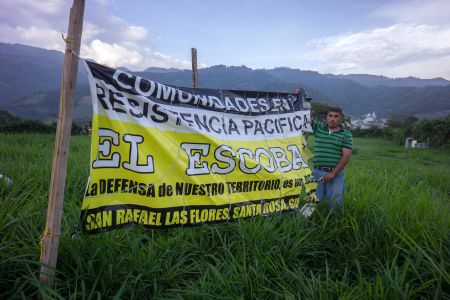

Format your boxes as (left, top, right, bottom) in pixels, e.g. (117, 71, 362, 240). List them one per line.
(1, 0, 450, 79)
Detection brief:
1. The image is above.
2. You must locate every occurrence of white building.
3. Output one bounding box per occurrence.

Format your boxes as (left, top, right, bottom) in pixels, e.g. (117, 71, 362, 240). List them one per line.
(351, 112, 386, 129)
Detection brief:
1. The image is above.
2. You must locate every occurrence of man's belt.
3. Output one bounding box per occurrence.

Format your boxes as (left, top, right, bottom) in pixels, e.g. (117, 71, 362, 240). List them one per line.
(314, 166, 334, 172)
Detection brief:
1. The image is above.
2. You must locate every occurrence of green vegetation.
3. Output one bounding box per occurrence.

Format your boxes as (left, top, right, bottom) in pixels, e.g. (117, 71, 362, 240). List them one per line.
(0, 109, 85, 135)
(0, 134, 449, 299)
(3, 43, 450, 123)
(352, 116, 450, 148)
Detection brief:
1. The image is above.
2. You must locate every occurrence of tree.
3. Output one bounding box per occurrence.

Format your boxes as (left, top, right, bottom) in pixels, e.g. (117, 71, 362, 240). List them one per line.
(386, 115, 418, 128)
(0, 109, 20, 125)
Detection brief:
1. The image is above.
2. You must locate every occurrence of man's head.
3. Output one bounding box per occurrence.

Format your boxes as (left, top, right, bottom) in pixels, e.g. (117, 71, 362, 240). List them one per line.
(326, 107, 343, 130)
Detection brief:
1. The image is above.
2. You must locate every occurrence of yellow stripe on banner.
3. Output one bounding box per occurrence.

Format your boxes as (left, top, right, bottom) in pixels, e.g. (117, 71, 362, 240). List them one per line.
(82, 114, 315, 210)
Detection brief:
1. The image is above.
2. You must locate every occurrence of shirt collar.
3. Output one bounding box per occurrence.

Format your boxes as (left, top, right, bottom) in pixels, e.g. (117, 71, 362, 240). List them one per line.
(323, 122, 345, 132)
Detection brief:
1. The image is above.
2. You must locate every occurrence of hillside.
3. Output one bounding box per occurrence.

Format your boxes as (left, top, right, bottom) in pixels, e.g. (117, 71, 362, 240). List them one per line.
(0, 43, 87, 106)
(329, 74, 450, 88)
(0, 42, 449, 123)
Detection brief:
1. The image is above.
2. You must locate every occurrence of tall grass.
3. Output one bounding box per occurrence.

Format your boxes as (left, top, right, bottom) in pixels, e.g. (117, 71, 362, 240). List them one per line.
(0, 134, 448, 299)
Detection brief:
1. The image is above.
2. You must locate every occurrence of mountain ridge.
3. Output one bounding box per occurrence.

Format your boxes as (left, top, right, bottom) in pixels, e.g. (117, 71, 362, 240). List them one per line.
(0, 42, 449, 123)
(328, 73, 449, 87)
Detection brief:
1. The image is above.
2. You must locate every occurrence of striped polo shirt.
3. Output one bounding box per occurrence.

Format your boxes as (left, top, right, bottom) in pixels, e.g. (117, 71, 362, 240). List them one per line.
(313, 120, 353, 167)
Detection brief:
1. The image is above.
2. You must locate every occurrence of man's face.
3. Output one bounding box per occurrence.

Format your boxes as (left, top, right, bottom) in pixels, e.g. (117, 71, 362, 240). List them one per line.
(326, 111, 342, 129)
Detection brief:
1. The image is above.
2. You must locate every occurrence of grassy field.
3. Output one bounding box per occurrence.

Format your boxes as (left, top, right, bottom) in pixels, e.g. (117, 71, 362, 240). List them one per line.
(0, 134, 449, 299)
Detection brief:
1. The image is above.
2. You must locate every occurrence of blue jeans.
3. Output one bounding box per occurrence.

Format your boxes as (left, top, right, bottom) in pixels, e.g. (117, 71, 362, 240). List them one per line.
(313, 169, 345, 210)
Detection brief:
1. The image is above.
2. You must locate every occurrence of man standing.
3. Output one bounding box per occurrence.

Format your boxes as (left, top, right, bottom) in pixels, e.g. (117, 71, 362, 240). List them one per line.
(311, 107, 352, 209)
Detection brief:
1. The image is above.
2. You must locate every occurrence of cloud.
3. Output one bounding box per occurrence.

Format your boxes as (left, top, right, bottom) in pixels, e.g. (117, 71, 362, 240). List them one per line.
(82, 22, 104, 41)
(76, 13, 191, 70)
(0, 23, 65, 51)
(372, 0, 450, 25)
(306, 23, 450, 79)
(147, 51, 192, 69)
(95, 0, 115, 6)
(125, 25, 148, 41)
(82, 40, 191, 70)
(0, 0, 67, 28)
(0, 1, 194, 70)
(82, 39, 142, 67)
(3, 0, 65, 15)
(103, 14, 148, 42)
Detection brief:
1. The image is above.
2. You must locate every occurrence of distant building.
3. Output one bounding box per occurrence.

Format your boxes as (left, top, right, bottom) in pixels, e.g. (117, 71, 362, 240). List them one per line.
(351, 112, 386, 129)
(405, 137, 429, 149)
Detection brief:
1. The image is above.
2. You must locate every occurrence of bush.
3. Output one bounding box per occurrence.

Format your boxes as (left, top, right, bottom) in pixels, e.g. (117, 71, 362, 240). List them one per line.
(412, 116, 450, 148)
(351, 116, 450, 148)
(0, 110, 85, 135)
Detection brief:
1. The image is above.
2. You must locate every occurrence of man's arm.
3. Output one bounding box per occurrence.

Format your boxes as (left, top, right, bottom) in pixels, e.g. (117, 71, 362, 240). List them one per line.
(322, 148, 352, 182)
(294, 87, 315, 132)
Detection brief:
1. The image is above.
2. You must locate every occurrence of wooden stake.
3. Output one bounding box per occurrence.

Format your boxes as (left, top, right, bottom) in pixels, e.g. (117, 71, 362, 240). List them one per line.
(191, 48, 198, 88)
(39, 0, 85, 287)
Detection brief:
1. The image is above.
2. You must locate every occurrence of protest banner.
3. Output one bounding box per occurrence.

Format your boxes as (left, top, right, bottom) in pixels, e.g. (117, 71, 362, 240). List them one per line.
(81, 60, 317, 233)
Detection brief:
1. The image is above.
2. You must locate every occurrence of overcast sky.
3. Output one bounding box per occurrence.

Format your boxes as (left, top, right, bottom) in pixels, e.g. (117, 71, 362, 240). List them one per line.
(1, 0, 450, 79)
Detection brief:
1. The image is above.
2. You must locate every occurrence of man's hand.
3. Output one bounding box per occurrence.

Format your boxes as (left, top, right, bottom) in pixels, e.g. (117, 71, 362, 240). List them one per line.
(322, 148, 352, 182)
(323, 172, 336, 182)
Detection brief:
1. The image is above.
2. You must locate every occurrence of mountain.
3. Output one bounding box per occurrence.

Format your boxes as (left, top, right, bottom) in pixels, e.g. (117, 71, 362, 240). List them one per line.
(329, 74, 450, 88)
(4, 85, 92, 124)
(0, 42, 87, 106)
(262, 67, 450, 118)
(0, 43, 449, 123)
(143, 67, 184, 73)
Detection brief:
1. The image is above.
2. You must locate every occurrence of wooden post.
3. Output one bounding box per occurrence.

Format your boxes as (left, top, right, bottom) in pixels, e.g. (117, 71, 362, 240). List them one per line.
(39, 0, 85, 287)
(191, 48, 198, 88)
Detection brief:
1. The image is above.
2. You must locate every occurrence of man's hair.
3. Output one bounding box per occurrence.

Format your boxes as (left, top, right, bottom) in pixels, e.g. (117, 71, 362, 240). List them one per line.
(327, 107, 343, 115)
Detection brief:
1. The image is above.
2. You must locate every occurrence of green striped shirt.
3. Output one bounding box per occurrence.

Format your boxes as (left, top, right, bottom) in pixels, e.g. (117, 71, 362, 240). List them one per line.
(313, 120, 352, 167)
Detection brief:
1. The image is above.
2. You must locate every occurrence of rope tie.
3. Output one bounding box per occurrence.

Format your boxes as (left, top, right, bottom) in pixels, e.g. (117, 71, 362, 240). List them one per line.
(61, 33, 80, 48)
(40, 227, 61, 253)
